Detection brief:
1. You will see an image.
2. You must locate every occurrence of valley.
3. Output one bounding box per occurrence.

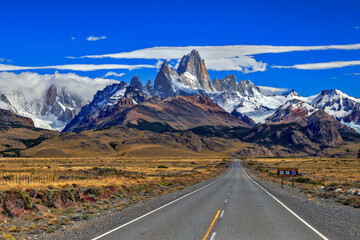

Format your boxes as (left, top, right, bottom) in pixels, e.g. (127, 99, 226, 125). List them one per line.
(0, 49, 358, 239)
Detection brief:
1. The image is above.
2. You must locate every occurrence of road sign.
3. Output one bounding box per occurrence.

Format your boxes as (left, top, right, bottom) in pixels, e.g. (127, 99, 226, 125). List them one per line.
(277, 168, 298, 177)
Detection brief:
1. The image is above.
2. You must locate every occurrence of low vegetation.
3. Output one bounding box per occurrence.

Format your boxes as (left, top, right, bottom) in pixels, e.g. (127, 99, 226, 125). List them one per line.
(0, 157, 229, 239)
(244, 157, 360, 208)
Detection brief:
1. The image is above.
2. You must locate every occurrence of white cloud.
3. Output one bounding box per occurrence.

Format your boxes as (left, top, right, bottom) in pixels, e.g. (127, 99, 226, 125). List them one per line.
(0, 58, 11, 63)
(272, 60, 360, 70)
(345, 72, 360, 75)
(155, 59, 164, 69)
(0, 71, 118, 102)
(355, 26, 360, 29)
(0, 63, 156, 72)
(71, 37, 75, 40)
(75, 44, 360, 73)
(86, 36, 107, 41)
(104, 71, 126, 77)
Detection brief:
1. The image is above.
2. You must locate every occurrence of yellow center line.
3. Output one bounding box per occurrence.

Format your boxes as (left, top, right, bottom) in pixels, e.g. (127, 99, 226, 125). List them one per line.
(202, 210, 221, 240)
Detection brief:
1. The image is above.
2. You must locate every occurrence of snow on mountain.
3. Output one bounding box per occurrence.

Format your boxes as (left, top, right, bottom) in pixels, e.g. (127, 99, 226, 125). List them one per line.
(0, 92, 18, 114)
(150, 49, 360, 132)
(309, 89, 360, 119)
(266, 99, 319, 125)
(2, 50, 360, 133)
(257, 86, 289, 96)
(0, 72, 117, 131)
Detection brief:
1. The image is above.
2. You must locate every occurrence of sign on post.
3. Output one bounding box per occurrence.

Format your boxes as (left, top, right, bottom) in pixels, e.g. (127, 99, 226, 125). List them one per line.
(277, 168, 298, 177)
(277, 168, 298, 188)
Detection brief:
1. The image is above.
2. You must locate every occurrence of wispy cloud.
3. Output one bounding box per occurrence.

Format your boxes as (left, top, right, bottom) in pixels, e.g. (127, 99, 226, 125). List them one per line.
(345, 72, 360, 75)
(71, 37, 75, 40)
(0, 71, 118, 102)
(355, 26, 360, 29)
(272, 60, 360, 70)
(104, 71, 126, 77)
(86, 36, 107, 41)
(74, 44, 360, 73)
(0, 58, 11, 63)
(0, 63, 156, 72)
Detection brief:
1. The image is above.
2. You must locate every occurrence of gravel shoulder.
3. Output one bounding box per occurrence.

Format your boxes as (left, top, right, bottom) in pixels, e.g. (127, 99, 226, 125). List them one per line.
(37, 168, 231, 240)
(243, 165, 360, 240)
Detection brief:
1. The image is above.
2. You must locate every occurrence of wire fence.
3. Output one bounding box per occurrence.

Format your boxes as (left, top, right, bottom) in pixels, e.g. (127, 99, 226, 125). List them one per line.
(248, 160, 360, 185)
(0, 160, 226, 185)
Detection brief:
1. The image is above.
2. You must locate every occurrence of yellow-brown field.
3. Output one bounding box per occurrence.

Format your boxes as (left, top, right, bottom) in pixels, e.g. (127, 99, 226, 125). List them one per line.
(0, 156, 229, 190)
(247, 157, 360, 184)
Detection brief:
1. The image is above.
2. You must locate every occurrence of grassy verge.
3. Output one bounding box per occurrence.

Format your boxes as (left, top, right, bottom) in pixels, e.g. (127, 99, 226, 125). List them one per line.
(0, 157, 229, 239)
(243, 158, 360, 208)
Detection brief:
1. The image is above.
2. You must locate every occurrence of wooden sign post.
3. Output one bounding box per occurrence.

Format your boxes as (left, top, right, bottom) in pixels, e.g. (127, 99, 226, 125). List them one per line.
(277, 168, 298, 188)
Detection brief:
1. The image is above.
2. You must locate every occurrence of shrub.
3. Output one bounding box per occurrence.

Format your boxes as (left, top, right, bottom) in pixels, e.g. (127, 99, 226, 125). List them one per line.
(157, 165, 168, 169)
(13, 189, 33, 209)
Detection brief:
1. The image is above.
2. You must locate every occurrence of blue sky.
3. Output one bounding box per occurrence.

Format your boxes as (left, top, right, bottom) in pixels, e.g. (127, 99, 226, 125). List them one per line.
(1, 0, 360, 97)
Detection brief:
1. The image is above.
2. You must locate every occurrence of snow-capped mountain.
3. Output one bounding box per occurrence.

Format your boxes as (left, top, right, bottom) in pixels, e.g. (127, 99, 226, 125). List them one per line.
(0, 72, 117, 131)
(151, 49, 360, 132)
(266, 99, 319, 125)
(309, 89, 360, 132)
(62, 81, 129, 132)
(1, 50, 360, 133)
(6, 84, 86, 131)
(0, 92, 18, 114)
(152, 50, 306, 123)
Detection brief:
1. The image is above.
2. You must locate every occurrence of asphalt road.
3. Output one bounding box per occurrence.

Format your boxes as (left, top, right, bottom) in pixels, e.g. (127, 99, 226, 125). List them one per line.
(91, 160, 329, 240)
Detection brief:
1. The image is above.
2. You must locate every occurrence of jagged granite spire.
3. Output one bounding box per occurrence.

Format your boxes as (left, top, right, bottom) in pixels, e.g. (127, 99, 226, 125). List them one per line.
(177, 49, 214, 91)
(129, 75, 144, 91)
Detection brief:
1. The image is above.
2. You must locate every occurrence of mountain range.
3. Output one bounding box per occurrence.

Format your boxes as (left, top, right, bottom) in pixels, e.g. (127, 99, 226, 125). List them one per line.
(60, 49, 360, 134)
(0, 49, 360, 157)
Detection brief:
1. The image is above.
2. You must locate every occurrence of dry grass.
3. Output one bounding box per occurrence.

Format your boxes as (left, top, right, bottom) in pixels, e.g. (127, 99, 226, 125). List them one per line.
(250, 157, 360, 183)
(0, 157, 228, 190)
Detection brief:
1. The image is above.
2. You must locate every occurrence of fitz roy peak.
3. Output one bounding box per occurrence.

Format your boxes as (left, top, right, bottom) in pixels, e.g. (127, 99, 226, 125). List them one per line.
(62, 49, 360, 133)
(0, 49, 359, 133)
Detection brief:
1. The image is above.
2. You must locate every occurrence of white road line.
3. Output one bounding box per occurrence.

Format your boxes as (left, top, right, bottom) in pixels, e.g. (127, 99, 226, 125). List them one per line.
(91, 166, 234, 240)
(220, 210, 225, 218)
(242, 168, 328, 240)
(210, 232, 217, 240)
(224, 199, 228, 203)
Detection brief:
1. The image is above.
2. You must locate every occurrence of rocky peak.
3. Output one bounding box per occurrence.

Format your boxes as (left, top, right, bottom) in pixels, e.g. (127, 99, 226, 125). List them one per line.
(129, 75, 144, 91)
(212, 78, 222, 91)
(154, 60, 179, 97)
(145, 80, 152, 87)
(283, 89, 300, 97)
(305, 110, 344, 147)
(266, 99, 318, 125)
(124, 86, 147, 104)
(222, 75, 238, 92)
(144, 80, 158, 96)
(238, 80, 259, 96)
(0, 92, 18, 114)
(41, 85, 85, 123)
(177, 49, 214, 92)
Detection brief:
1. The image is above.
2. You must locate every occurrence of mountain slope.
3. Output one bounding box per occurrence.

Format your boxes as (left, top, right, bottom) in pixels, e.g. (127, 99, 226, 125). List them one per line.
(63, 81, 128, 132)
(64, 93, 250, 133)
(25, 126, 241, 158)
(309, 89, 360, 132)
(0, 72, 116, 131)
(0, 109, 34, 127)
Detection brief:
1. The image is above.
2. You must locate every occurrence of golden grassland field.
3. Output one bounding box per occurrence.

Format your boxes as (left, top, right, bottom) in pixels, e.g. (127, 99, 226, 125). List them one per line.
(0, 156, 230, 190)
(0, 157, 229, 239)
(246, 157, 360, 184)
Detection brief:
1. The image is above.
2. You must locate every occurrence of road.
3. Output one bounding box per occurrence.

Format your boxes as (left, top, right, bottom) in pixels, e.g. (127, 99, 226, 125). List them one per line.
(92, 160, 328, 240)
